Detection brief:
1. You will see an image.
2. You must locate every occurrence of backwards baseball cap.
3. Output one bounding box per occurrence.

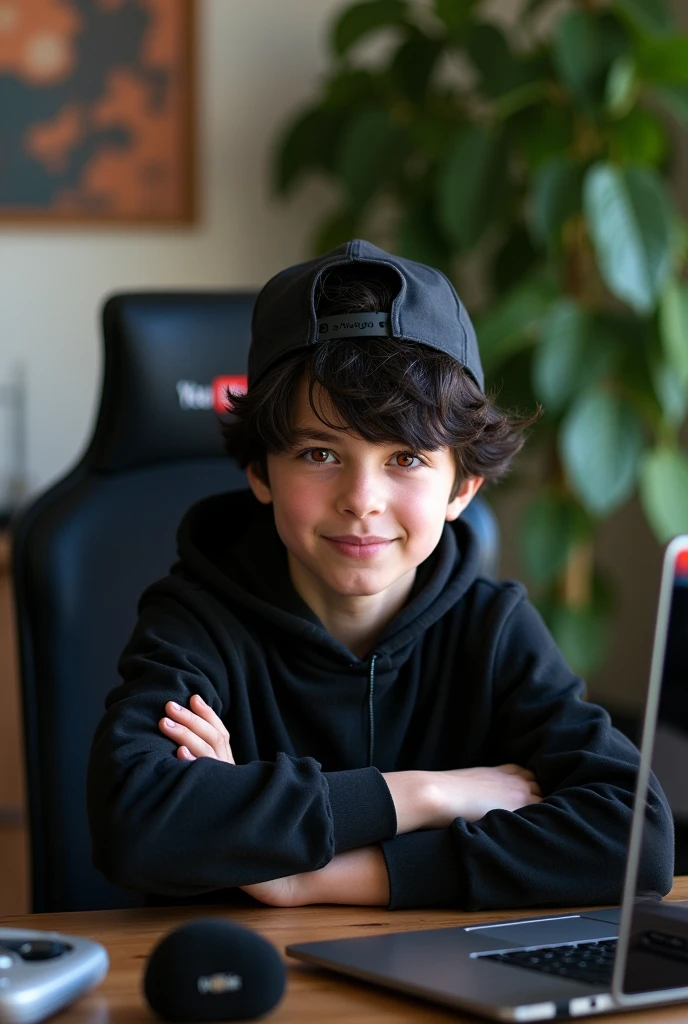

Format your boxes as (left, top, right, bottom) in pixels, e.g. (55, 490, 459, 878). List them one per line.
(248, 239, 484, 392)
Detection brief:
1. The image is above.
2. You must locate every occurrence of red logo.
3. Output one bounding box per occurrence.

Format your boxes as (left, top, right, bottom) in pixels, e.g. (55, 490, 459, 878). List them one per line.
(213, 375, 247, 413)
(676, 548, 688, 579)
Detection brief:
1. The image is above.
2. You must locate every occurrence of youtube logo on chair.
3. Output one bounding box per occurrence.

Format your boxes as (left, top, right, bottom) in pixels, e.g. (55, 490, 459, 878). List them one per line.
(212, 375, 247, 413)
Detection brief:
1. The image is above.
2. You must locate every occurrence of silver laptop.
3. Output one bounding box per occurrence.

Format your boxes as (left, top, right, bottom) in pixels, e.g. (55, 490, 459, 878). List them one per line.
(287, 535, 688, 1020)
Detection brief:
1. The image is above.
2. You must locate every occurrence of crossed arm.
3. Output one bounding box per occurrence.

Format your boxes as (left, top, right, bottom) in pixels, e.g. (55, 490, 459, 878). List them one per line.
(158, 694, 542, 908)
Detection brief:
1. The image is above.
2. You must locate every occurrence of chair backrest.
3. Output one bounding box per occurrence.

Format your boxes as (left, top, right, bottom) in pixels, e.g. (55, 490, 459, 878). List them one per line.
(10, 290, 500, 912)
(11, 292, 255, 911)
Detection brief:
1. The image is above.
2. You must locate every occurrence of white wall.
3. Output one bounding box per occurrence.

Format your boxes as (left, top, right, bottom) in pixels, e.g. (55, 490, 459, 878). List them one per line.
(0, 0, 345, 496)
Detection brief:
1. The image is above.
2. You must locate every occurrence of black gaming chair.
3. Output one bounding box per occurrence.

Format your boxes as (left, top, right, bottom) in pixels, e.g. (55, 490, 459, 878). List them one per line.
(10, 291, 501, 912)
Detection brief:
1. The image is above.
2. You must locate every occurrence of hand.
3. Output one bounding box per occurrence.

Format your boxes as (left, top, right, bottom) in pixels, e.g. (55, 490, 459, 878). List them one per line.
(241, 847, 389, 907)
(158, 701, 388, 908)
(383, 763, 542, 833)
(427, 763, 542, 827)
(158, 694, 235, 763)
(158, 701, 308, 905)
(240, 875, 304, 907)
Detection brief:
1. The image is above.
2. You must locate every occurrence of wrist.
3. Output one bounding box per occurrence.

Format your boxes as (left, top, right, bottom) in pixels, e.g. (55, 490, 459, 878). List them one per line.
(421, 776, 445, 830)
(296, 864, 327, 905)
(300, 847, 389, 906)
(382, 770, 439, 833)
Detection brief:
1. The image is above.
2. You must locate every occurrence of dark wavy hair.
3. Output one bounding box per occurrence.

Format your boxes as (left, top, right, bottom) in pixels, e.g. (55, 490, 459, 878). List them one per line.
(221, 265, 542, 501)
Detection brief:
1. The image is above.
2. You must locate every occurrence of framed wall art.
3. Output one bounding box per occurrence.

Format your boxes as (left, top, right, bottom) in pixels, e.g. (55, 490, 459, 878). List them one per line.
(0, 0, 194, 223)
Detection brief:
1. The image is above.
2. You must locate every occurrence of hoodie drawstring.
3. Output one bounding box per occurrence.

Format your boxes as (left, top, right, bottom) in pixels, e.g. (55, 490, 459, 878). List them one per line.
(368, 653, 377, 767)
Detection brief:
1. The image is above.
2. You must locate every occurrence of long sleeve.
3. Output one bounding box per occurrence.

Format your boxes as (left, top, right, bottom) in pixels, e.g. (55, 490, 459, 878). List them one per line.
(380, 593, 674, 910)
(87, 590, 397, 897)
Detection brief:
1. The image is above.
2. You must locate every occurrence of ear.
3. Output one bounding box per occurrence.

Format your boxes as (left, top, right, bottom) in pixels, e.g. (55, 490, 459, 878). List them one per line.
(246, 462, 273, 505)
(446, 476, 484, 522)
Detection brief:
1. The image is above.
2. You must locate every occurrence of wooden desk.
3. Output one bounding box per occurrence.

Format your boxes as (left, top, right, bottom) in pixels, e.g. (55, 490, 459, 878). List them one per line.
(3, 878, 688, 1023)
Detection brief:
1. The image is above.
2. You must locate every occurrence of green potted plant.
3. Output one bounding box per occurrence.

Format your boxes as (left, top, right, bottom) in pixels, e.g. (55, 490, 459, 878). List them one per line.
(271, 0, 688, 676)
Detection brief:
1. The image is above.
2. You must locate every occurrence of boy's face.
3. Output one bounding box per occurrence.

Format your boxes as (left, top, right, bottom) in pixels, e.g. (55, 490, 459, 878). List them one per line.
(247, 377, 484, 602)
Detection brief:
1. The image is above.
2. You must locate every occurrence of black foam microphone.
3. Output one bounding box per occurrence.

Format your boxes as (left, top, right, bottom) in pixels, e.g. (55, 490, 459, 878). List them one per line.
(143, 919, 286, 1021)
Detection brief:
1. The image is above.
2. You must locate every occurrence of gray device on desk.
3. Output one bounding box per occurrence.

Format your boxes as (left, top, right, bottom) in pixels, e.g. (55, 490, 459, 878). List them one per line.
(0, 928, 108, 1024)
(288, 535, 688, 1021)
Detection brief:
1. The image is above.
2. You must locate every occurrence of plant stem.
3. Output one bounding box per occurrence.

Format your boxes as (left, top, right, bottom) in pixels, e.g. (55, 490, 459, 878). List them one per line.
(561, 537, 594, 607)
(562, 217, 587, 301)
(557, 201, 599, 616)
(543, 439, 594, 608)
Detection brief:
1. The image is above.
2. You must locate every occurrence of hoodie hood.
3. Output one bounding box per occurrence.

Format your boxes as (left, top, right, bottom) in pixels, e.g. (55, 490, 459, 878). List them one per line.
(175, 488, 483, 664)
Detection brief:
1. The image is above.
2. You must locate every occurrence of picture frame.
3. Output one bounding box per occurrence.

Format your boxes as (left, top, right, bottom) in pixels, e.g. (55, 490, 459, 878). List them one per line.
(0, 0, 195, 224)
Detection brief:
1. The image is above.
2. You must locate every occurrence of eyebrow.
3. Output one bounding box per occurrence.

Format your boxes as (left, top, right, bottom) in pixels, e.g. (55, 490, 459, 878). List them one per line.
(287, 429, 429, 454)
(290, 428, 350, 445)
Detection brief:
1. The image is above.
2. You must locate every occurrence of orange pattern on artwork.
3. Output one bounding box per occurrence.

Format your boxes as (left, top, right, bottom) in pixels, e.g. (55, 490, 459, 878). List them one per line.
(0, 0, 81, 84)
(0, 0, 192, 222)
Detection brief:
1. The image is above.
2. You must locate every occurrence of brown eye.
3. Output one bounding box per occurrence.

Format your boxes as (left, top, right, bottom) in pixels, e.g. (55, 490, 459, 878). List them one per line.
(396, 453, 417, 468)
(310, 449, 330, 463)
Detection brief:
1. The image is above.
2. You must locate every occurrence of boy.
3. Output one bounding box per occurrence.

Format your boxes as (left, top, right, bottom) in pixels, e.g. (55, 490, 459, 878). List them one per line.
(87, 239, 673, 910)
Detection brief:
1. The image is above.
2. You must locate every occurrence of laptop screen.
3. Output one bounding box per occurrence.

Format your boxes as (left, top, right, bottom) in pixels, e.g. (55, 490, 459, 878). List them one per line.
(613, 538, 688, 1000)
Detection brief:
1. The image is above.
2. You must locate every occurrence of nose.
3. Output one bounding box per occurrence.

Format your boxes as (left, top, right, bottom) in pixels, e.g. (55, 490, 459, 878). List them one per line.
(335, 463, 387, 519)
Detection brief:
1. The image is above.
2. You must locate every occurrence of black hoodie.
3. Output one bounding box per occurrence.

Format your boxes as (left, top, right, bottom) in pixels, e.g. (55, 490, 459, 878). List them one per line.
(87, 489, 674, 910)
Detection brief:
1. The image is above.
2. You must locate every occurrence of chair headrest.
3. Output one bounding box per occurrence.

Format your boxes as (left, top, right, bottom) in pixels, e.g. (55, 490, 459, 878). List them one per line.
(86, 292, 255, 472)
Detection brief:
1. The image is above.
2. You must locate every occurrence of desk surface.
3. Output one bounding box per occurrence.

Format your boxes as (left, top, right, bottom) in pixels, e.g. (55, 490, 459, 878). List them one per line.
(4, 878, 688, 1023)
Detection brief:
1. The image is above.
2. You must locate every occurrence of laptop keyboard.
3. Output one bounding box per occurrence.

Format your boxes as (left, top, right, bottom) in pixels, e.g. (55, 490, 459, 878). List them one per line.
(483, 939, 617, 987)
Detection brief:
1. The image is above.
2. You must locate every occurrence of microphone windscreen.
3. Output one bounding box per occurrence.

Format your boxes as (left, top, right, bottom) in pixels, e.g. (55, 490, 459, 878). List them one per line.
(143, 918, 286, 1021)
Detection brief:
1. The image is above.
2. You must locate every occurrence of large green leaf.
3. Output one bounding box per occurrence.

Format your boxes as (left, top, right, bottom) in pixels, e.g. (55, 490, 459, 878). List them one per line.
(464, 23, 532, 98)
(389, 35, 444, 104)
(396, 201, 452, 274)
(436, 126, 506, 250)
(530, 158, 582, 243)
(553, 10, 628, 109)
(520, 492, 587, 584)
(654, 85, 688, 127)
(598, 14, 634, 75)
(614, 0, 674, 35)
(476, 274, 555, 372)
(559, 386, 645, 515)
(331, 0, 409, 57)
(607, 107, 668, 165)
(605, 54, 638, 117)
(433, 0, 479, 41)
(514, 102, 574, 170)
(492, 224, 540, 294)
(273, 106, 346, 194)
(337, 109, 405, 208)
(638, 447, 688, 542)
(550, 598, 611, 677)
(659, 279, 688, 385)
(649, 356, 688, 425)
(637, 36, 688, 85)
(494, 80, 552, 121)
(598, 310, 660, 400)
(553, 10, 602, 105)
(533, 301, 617, 413)
(583, 162, 673, 313)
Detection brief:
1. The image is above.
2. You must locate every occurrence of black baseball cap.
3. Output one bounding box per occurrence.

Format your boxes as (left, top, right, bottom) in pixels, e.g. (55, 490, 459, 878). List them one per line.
(248, 239, 484, 392)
